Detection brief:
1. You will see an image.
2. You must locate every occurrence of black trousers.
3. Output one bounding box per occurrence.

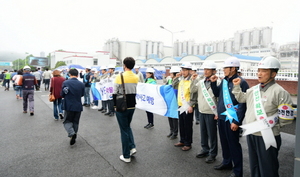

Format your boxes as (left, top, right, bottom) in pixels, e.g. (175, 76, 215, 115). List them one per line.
(247, 134, 281, 177)
(179, 111, 193, 146)
(146, 111, 154, 124)
(168, 117, 178, 136)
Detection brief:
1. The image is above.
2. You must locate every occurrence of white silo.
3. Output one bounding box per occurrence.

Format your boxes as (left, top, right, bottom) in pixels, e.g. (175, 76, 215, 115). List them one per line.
(213, 42, 217, 53)
(158, 42, 164, 58)
(183, 41, 188, 54)
(243, 31, 250, 47)
(193, 45, 198, 55)
(147, 41, 153, 58)
(113, 40, 119, 58)
(173, 41, 179, 57)
(199, 44, 204, 55)
(188, 40, 194, 55)
(178, 42, 183, 56)
(109, 40, 113, 58)
(262, 27, 272, 47)
(234, 32, 241, 53)
(225, 39, 233, 53)
(153, 41, 158, 56)
(252, 29, 260, 46)
(140, 40, 147, 57)
(218, 41, 224, 52)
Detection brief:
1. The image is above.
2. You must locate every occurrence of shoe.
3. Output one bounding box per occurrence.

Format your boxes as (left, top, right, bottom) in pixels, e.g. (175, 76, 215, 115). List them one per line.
(19, 97, 23, 100)
(119, 155, 131, 163)
(181, 146, 192, 151)
(54, 118, 58, 121)
(205, 156, 216, 163)
(130, 148, 137, 156)
(196, 151, 209, 158)
(214, 163, 232, 170)
(174, 142, 185, 147)
(59, 113, 64, 119)
(30, 112, 34, 116)
(104, 112, 111, 115)
(16, 95, 19, 99)
(147, 123, 154, 129)
(101, 110, 107, 113)
(98, 108, 104, 111)
(109, 112, 114, 117)
(85, 104, 90, 107)
(90, 105, 98, 109)
(196, 121, 200, 125)
(170, 135, 177, 140)
(226, 172, 237, 177)
(167, 133, 173, 137)
(82, 103, 87, 106)
(144, 123, 150, 128)
(70, 134, 77, 145)
(23, 111, 27, 113)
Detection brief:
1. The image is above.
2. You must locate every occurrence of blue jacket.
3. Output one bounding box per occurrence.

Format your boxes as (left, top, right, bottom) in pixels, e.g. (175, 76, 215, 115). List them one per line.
(61, 78, 85, 112)
(211, 74, 249, 125)
(80, 72, 92, 87)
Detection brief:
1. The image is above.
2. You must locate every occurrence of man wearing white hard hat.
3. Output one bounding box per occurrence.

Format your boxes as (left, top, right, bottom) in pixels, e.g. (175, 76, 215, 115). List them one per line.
(80, 65, 93, 107)
(232, 56, 294, 177)
(190, 60, 219, 164)
(210, 56, 249, 177)
(190, 65, 201, 125)
(89, 68, 100, 109)
(173, 62, 197, 151)
(105, 64, 116, 117)
(134, 65, 144, 83)
(98, 66, 109, 113)
(18, 66, 38, 116)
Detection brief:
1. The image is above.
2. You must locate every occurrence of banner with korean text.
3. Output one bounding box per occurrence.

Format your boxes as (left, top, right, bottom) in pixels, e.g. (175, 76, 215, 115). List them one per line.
(95, 78, 114, 101)
(136, 83, 178, 118)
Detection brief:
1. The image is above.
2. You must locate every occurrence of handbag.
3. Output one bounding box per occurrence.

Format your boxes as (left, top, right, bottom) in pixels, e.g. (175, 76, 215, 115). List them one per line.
(49, 78, 56, 102)
(116, 72, 127, 112)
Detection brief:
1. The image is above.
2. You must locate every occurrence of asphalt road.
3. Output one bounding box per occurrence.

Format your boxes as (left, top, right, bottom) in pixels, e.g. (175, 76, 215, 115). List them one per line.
(0, 88, 296, 177)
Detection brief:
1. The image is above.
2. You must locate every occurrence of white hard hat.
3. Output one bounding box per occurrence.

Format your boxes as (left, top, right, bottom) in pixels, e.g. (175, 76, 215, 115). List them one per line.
(181, 62, 192, 69)
(191, 66, 198, 71)
(201, 60, 217, 69)
(170, 66, 181, 73)
(23, 66, 31, 70)
(258, 56, 281, 69)
(223, 56, 240, 68)
(146, 68, 155, 73)
(91, 68, 97, 72)
(134, 65, 140, 69)
(86, 65, 91, 69)
(100, 66, 107, 70)
(107, 64, 115, 69)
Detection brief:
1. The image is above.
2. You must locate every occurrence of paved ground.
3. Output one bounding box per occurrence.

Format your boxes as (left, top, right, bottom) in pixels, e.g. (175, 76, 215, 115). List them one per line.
(0, 87, 296, 177)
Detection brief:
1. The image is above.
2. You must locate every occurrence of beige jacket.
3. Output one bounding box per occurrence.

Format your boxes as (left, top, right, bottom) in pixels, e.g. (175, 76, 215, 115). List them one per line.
(232, 80, 294, 136)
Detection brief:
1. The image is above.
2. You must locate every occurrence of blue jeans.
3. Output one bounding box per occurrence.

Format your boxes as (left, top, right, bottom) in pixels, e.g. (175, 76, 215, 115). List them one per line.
(15, 86, 23, 97)
(84, 87, 91, 104)
(116, 109, 136, 158)
(53, 98, 63, 119)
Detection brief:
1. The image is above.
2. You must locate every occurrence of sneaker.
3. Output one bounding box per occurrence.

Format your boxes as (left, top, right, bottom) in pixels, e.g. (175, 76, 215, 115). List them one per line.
(23, 111, 27, 113)
(205, 156, 216, 163)
(109, 112, 114, 117)
(59, 113, 64, 119)
(30, 112, 34, 116)
(167, 133, 173, 137)
(98, 108, 104, 111)
(104, 112, 111, 116)
(170, 135, 177, 140)
(119, 155, 131, 163)
(147, 123, 154, 129)
(130, 148, 137, 156)
(54, 118, 58, 121)
(101, 110, 107, 113)
(90, 105, 98, 109)
(144, 123, 150, 128)
(85, 104, 90, 107)
(82, 103, 87, 106)
(70, 134, 77, 145)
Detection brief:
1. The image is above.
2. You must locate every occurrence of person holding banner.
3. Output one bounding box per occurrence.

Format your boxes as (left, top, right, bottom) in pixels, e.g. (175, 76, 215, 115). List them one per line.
(210, 57, 249, 177)
(113, 57, 139, 163)
(190, 60, 219, 164)
(98, 66, 109, 113)
(143, 68, 157, 129)
(105, 64, 116, 117)
(173, 62, 197, 151)
(80, 66, 93, 107)
(232, 56, 294, 177)
(90, 68, 101, 109)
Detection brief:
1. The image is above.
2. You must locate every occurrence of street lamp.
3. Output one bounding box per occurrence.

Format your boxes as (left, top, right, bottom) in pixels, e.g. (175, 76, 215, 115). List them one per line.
(160, 26, 185, 59)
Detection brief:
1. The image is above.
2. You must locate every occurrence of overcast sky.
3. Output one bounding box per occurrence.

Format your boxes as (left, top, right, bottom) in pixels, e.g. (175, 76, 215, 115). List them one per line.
(0, 0, 299, 61)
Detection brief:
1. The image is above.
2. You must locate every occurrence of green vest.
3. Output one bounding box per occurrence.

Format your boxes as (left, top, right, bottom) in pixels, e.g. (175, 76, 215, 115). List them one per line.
(4, 73, 11, 79)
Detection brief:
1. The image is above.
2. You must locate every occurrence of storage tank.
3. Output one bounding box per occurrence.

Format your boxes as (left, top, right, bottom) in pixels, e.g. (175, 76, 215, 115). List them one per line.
(199, 44, 204, 55)
(113, 40, 119, 58)
(183, 41, 188, 54)
(243, 31, 250, 47)
(252, 29, 260, 46)
(147, 41, 153, 58)
(188, 40, 194, 55)
(173, 41, 178, 57)
(225, 40, 233, 53)
(193, 45, 198, 55)
(262, 27, 272, 47)
(218, 41, 224, 52)
(109, 41, 113, 58)
(213, 42, 217, 53)
(153, 42, 158, 56)
(140, 40, 147, 57)
(234, 32, 241, 53)
(158, 42, 164, 58)
(178, 42, 183, 56)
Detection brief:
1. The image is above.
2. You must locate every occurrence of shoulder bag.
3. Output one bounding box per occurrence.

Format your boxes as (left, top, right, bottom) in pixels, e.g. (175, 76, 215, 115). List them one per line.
(116, 72, 127, 112)
(49, 77, 56, 102)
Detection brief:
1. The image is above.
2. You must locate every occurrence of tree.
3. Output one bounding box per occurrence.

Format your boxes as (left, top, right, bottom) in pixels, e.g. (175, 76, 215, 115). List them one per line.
(54, 61, 66, 68)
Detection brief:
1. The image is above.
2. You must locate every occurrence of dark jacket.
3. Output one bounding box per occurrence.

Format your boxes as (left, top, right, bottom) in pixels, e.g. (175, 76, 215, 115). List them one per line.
(61, 78, 85, 112)
(18, 73, 37, 90)
(211, 74, 249, 125)
(80, 72, 92, 87)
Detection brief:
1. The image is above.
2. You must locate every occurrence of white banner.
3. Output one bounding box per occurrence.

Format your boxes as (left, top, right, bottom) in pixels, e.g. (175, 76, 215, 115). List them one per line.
(95, 78, 114, 101)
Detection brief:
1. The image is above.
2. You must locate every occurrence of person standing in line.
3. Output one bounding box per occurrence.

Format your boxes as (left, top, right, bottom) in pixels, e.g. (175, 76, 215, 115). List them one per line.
(90, 68, 101, 109)
(134, 65, 144, 83)
(98, 66, 109, 112)
(3, 69, 11, 91)
(191, 66, 200, 125)
(61, 69, 85, 145)
(166, 66, 180, 140)
(210, 57, 249, 177)
(113, 57, 139, 163)
(80, 66, 92, 107)
(43, 68, 52, 91)
(173, 62, 197, 151)
(190, 60, 219, 164)
(50, 70, 65, 121)
(105, 64, 116, 117)
(12, 70, 23, 99)
(143, 68, 157, 129)
(232, 56, 294, 177)
(33, 69, 42, 91)
(18, 66, 38, 116)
